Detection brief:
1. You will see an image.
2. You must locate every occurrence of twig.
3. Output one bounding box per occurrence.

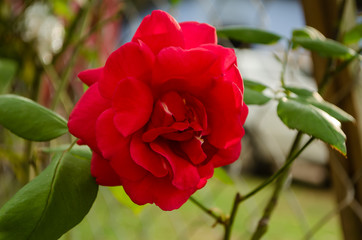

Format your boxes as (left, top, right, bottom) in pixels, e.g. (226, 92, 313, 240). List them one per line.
(318, 49, 362, 95)
(189, 196, 226, 225)
(223, 193, 242, 240)
(238, 132, 304, 204)
(249, 134, 314, 240)
(50, 2, 93, 110)
(280, 40, 292, 88)
(302, 155, 357, 239)
(42, 63, 73, 114)
(220, 133, 314, 240)
(250, 164, 290, 239)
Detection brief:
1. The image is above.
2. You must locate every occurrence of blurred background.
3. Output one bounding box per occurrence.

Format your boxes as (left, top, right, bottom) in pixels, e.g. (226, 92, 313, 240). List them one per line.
(0, 0, 361, 239)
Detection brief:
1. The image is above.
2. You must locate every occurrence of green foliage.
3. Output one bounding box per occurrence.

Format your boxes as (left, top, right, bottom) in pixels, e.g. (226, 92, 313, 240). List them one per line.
(0, 94, 68, 141)
(52, 0, 73, 21)
(291, 37, 355, 59)
(291, 27, 325, 49)
(0, 58, 17, 93)
(291, 26, 356, 59)
(243, 80, 271, 105)
(343, 24, 362, 44)
(169, 0, 181, 5)
(242, 78, 352, 156)
(277, 97, 347, 155)
(109, 187, 145, 214)
(0, 152, 98, 240)
(292, 26, 325, 40)
(235, 24, 355, 157)
(214, 167, 234, 185)
(285, 86, 354, 122)
(42, 144, 93, 160)
(217, 27, 282, 44)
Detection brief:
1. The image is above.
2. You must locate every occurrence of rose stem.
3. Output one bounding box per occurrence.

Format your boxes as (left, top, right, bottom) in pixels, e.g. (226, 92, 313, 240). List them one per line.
(222, 132, 314, 240)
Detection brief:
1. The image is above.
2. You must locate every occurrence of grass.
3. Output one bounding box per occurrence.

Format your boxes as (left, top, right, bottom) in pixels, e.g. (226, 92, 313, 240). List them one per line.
(60, 175, 342, 240)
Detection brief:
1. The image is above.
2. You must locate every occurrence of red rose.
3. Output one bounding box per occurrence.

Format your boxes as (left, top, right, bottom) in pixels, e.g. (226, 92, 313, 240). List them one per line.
(68, 10, 248, 210)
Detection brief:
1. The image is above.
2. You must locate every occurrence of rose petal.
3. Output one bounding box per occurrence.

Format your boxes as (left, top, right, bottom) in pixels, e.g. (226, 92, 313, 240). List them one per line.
(162, 130, 194, 141)
(180, 137, 207, 165)
(90, 152, 122, 186)
(112, 78, 154, 137)
(96, 109, 128, 158)
(100, 41, 154, 99)
(195, 160, 214, 189)
(68, 83, 111, 154)
(110, 151, 147, 181)
(180, 21, 217, 49)
(78, 67, 103, 86)
(201, 44, 237, 73)
(130, 131, 169, 177)
(122, 175, 195, 211)
(198, 161, 214, 179)
(184, 94, 208, 135)
(122, 174, 153, 206)
(147, 100, 175, 128)
(212, 141, 242, 168)
(142, 121, 189, 142)
(205, 80, 247, 149)
(96, 109, 147, 181)
(223, 64, 244, 95)
(152, 47, 218, 91)
(132, 10, 184, 54)
(152, 177, 196, 211)
(160, 91, 186, 122)
(150, 140, 200, 190)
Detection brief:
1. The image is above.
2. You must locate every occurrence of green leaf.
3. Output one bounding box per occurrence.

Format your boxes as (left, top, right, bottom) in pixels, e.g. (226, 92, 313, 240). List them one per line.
(69, 145, 92, 160)
(169, 0, 181, 5)
(243, 80, 271, 105)
(308, 99, 354, 122)
(292, 27, 325, 40)
(0, 94, 68, 141)
(217, 27, 282, 44)
(42, 144, 92, 160)
(0, 58, 17, 93)
(52, 0, 73, 21)
(343, 24, 362, 44)
(292, 37, 355, 59)
(109, 187, 144, 214)
(0, 152, 99, 240)
(291, 27, 325, 49)
(277, 97, 347, 155)
(285, 86, 354, 122)
(214, 167, 234, 185)
(244, 88, 271, 105)
(244, 79, 268, 92)
(284, 86, 315, 97)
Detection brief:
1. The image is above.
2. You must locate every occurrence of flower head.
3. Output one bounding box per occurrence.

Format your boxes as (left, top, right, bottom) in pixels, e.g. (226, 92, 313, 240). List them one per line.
(68, 10, 248, 210)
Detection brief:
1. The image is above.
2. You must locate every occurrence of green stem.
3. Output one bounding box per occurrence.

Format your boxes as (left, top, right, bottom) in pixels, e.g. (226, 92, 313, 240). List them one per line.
(250, 134, 314, 240)
(42, 64, 73, 114)
(190, 132, 314, 240)
(239, 132, 304, 203)
(24, 62, 44, 179)
(223, 193, 241, 240)
(250, 166, 290, 240)
(189, 196, 225, 225)
(221, 133, 314, 240)
(77, 10, 122, 47)
(67, 139, 78, 151)
(52, 6, 87, 64)
(318, 48, 362, 94)
(280, 40, 292, 88)
(50, 2, 92, 110)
